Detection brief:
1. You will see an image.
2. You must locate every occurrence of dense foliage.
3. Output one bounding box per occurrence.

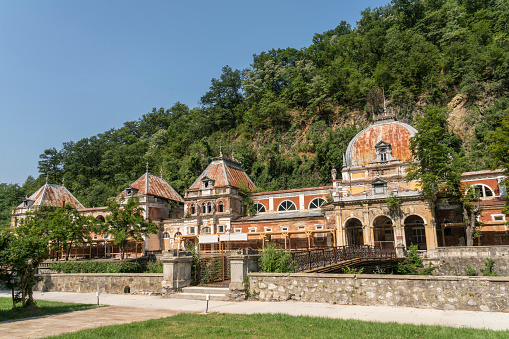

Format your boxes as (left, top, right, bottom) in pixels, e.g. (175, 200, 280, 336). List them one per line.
(259, 244, 294, 273)
(48, 261, 146, 274)
(2, 0, 509, 217)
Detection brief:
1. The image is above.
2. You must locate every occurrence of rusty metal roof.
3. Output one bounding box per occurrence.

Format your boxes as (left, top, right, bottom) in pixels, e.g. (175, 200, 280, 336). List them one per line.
(188, 156, 256, 191)
(18, 184, 84, 209)
(118, 173, 184, 202)
(345, 117, 417, 168)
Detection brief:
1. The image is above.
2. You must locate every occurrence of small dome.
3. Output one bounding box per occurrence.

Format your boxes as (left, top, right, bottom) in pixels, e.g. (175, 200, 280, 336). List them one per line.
(345, 116, 417, 168)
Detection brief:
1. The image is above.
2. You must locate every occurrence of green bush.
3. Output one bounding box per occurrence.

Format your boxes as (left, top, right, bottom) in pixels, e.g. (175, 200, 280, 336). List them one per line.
(481, 258, 498, 277)
(464, 264, 477, 276)
(259, 244, 294, 273)
(397, 244, 436, 275)
(145, 261, 163, 273)
(49, 261, 144, 273)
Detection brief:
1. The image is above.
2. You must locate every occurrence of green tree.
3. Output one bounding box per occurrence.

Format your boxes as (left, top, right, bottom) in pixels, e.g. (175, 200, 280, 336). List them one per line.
(0, 183, 25, 229)
(44, 205, 96, 261)
(407, 106, 477, 246)
(0, 209, 49, 308)
(102, 197, 157, 260)
(486, 112, 509, 214)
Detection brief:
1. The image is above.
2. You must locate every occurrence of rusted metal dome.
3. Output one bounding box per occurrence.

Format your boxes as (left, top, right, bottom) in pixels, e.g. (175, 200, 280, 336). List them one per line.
(344, 115, 417, 168)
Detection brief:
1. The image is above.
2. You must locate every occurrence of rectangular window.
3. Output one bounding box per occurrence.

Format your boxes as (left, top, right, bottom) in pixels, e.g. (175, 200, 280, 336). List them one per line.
(281, 227, 288, 232)
(249, 227, 257, 233)
(189, 227, 195, 235)
(264, 227, 272, 232)
(412, 228, 426, 243)
(315, 225, 323, 230)
(218, 225, 224, 233)
(298, 226, 305, 231)
(234, 228, 242, 233)
(492, 214, 506, 221)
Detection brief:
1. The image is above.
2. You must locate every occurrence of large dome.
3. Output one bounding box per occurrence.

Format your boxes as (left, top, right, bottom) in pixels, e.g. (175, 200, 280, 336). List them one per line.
(345, 116, 417, 168)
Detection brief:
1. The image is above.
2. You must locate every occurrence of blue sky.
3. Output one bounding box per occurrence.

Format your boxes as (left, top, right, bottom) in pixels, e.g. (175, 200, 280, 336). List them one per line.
(0, 0, 388, 185)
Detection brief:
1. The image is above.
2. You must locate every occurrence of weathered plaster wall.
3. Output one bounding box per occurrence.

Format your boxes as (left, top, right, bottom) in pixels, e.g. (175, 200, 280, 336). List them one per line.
(249, 273, 509, 312)
(34, 273, 163, 294)
(424, 246, 509, 276)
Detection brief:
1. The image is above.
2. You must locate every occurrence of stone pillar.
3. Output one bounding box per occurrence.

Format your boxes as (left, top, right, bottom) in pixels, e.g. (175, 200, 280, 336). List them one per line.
(161, 252, 193, 292)
(229, 253, 259, 300)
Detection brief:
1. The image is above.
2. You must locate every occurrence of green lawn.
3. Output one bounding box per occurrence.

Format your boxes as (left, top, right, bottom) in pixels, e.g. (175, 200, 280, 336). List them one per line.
(0, 297, 99, 322)
(48, 312, 509, 339)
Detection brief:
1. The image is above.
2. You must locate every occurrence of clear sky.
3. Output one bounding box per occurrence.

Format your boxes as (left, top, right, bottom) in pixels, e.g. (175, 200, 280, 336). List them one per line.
(0, 0, 389, 185)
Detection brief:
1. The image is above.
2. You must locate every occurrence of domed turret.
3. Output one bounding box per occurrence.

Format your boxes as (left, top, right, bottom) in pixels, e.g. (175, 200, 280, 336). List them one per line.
(344, 115, 417, 169)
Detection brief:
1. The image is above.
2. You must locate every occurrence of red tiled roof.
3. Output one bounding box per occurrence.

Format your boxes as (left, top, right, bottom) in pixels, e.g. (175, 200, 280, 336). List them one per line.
(19, 184, 84, 209)
(187, 157, 256, 191)
(118, 173, 184, 202)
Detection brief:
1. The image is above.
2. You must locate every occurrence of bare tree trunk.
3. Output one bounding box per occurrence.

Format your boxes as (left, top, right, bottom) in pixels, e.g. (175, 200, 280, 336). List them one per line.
(11, 288, 16, 309)
(463, 207, 476, 246)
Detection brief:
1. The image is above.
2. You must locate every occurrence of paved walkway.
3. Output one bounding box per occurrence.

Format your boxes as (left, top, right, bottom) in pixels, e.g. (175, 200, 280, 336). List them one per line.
(1, 290, 509, 338)
(0, 306, 181, 339)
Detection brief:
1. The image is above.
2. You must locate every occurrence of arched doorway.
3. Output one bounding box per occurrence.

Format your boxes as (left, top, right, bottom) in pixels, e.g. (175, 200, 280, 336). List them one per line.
(404, 215, 427, 250)
(345, 218, 364, 246)
(373, 216, 394, 249)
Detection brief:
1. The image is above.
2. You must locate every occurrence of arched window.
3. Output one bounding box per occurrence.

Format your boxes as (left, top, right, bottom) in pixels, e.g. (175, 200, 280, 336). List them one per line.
(467, 184, 494, 198)
(308, 198, 326, 209)
(277, 200, 297, 212)
(254, 202, 266, 213)
(190, 204, 196, 214)
(217, 201, 224, 213)
(207, 202, 213, 213)
(96, 215, 105, 222)
(201, 227, 211, 234)
(201, 203, 206, 214)
(162, 232, 170, 239)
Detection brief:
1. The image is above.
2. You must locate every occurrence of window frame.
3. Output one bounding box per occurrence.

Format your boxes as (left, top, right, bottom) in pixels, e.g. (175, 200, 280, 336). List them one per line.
(254, 202, 266, 213)
(277, 200, 297, 212)
(308, 197, 326, 209)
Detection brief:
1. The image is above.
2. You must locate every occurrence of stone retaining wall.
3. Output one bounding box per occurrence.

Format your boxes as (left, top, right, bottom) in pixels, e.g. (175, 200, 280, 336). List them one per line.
(424, 246, 509, 276)
(249, 273, 509, 312)
(34, 274, 163, 294)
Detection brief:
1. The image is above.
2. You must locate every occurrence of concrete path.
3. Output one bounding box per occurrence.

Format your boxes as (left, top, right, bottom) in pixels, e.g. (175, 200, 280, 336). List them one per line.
(1, 290, 509, 338)
(0, 306, 181, 339)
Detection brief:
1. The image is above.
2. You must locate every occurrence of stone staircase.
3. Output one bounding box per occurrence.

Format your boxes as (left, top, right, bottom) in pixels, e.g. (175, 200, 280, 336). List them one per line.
(165, 286, 230, 301)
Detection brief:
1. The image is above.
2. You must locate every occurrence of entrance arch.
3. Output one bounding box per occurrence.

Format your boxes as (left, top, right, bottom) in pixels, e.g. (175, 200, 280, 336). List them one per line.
(373, 215, 394, 249)
(404, 215, 427, 250)
(344, 218, 364, 246)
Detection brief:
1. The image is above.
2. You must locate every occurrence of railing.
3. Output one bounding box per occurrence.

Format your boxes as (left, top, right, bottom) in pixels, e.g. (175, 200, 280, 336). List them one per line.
(291, 245, 396, 273)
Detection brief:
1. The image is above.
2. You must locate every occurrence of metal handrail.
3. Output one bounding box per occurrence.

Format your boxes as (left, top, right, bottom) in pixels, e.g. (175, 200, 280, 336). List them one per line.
(291, 245, 396, 273)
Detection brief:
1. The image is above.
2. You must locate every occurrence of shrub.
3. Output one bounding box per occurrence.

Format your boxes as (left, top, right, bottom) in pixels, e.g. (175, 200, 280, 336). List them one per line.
(464, 264, 477, 276)
(397, 244, 436, 275)
(145, 261, 163, 273)
(259, 244, 294, 273)
(342, 266, 364, 274)
(49, 261, 143, 273)
(481, 258, 498, 276)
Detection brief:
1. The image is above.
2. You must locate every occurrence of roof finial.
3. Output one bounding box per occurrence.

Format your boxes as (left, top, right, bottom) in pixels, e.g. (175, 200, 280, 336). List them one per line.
(46, 174, 49, 185)
(62, 178, 65, 187)
(160, 167, 163, 178)
(146, 162, 149, 173)
(219, 140, 223, 157)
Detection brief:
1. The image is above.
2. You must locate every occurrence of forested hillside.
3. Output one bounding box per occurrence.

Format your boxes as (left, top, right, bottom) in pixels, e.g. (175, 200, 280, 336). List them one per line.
(2, 0, 509, 227)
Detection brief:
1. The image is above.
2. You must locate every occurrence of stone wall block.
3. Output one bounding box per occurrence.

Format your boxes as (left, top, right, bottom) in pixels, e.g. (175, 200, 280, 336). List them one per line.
(248, 272, 509, 312)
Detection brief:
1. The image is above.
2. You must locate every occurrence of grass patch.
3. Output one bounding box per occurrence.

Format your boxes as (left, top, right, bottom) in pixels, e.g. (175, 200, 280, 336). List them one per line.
(0, 297, 99, 322)
(48, 312, 508, 338)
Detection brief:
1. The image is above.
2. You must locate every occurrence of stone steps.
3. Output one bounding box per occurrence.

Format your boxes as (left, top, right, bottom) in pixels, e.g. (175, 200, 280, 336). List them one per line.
(165, 286, 230, 301)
